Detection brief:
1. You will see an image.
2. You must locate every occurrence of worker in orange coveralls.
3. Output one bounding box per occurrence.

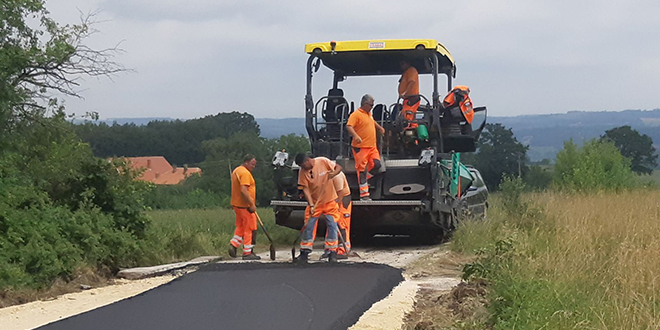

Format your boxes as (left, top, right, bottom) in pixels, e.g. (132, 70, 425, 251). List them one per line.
(346, 94, 386, 201)
(295, 153, 343, 263)
(309, 170, 353, 260)
(228, 154, 261, 260)
(398, 60, 420, 127)
(333, 171, 352, 259)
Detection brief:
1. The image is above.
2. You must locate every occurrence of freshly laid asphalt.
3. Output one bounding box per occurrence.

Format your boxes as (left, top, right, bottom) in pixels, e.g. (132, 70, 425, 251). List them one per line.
(38, 262, 404, 330)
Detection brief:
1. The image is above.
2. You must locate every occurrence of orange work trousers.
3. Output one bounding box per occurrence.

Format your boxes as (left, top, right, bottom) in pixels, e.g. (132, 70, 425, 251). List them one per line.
(301, 202, 340, 252)
(352, 147, 381, 198)
(337, 199, 352, 255)
(230, 207, 258, 256)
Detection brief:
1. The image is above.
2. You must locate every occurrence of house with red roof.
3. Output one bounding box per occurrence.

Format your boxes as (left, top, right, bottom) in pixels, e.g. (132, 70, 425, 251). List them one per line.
(124, 156, 201, 185)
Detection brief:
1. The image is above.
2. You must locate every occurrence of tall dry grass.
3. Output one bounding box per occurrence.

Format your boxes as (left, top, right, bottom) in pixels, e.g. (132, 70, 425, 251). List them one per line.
(541, 190, 660, 329)
(453, 189, 660, 329)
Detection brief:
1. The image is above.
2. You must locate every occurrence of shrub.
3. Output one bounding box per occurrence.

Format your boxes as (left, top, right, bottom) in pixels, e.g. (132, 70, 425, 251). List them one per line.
(553, 139, 635, 192)
(0, 118, 150, 290)
(522, 165, 552, 191)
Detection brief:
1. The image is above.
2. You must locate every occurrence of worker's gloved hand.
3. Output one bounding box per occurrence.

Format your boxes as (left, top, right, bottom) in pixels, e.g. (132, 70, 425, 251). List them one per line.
(354, 136, 362, 144)
(248, 205, 256, 213)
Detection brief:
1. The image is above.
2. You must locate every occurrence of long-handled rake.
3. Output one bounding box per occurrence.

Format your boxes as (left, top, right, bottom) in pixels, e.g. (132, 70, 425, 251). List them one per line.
(337, 226, 362, 259)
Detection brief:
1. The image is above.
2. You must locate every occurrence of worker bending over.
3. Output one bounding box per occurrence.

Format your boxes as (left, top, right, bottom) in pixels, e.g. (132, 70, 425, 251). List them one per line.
(346, 94, 386, 201)
(295, 153, 343, 263)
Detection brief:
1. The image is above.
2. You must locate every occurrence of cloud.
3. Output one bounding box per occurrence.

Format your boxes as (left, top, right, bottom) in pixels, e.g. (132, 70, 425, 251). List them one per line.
(47, 0, 660, 119)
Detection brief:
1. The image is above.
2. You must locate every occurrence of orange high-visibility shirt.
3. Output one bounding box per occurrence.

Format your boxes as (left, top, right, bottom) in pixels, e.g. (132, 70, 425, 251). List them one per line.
(231, 165, 256, 208)
(298, 157, 339, 206)
(346, 108, 377, 148)
(398, 66, 419, 97)
(333, 171, 350, 198)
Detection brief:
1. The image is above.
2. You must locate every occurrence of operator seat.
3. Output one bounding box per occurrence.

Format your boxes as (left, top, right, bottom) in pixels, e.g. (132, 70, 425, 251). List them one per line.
(440, 103, 476, 152)
(322, 88, 349, 141)
(325, 89, 349, 122)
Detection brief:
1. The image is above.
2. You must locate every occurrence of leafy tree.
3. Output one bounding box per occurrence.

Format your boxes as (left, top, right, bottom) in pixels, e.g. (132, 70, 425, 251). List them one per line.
(1, 1, 123, 136)
(467, 123, 529, 190)
(600, 125, 658, 175)
(553, 139, 634, 192)
(0, 1, 151, 289)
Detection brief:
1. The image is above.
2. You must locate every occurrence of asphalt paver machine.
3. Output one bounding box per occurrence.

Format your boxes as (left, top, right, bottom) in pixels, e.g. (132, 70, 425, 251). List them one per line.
(271, 39, 487, 241)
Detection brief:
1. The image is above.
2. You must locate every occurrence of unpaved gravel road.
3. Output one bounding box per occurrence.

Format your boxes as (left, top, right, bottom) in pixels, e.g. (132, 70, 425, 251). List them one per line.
(0, 239, 461, 330)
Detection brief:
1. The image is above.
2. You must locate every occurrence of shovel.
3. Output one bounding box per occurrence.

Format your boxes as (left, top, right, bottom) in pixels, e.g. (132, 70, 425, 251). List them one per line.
(255, 212, 276, 261)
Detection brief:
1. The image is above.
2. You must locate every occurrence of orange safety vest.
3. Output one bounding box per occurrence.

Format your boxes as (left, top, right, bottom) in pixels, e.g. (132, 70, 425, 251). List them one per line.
(443, 85, 474, 124)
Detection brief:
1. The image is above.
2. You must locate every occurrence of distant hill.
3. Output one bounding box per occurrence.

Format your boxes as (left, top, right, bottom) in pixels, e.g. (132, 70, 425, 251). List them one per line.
(257, 109, 660, 162)
(494, 109, 660, 161)
(257, 118, 306, 138)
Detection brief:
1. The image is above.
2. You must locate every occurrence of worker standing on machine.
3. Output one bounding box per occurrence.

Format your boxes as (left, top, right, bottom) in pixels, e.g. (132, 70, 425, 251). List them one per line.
(295, 153, 343, 263)
(346, 94, 386, 201)
(398, 60, 420, 127)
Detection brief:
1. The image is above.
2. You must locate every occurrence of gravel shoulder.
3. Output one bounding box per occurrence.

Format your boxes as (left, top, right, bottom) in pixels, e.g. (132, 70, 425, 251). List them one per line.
(350, 244, 467, 330)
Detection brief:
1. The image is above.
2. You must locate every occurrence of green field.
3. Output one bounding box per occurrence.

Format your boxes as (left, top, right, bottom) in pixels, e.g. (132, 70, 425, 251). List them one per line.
(141, 208, 298, 264)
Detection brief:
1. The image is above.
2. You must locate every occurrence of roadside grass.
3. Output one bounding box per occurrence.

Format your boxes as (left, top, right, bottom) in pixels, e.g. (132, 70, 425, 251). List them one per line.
(139, 208, 298, 265)
(452, 189, 660, 329)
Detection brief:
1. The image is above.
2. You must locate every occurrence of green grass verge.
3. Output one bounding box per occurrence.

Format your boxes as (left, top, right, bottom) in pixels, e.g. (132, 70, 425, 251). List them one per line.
(138, 208, 298, 265)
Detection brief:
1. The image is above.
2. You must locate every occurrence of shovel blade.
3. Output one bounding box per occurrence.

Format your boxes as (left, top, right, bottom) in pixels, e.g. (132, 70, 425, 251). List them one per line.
(269, 245, 276, 261)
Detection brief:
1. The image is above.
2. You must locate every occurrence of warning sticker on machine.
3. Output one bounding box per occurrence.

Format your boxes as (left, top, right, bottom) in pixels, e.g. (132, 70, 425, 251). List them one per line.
(368, 42, 385, 49)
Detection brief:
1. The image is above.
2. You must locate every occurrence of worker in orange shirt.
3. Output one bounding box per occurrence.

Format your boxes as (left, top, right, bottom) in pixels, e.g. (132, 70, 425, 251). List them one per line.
(398, 60, 420, 126)
(295, 153, 343, 263)
(333, 171, 352, 259)
(228, 154, 261, 260)
(346, 94, 386, 201)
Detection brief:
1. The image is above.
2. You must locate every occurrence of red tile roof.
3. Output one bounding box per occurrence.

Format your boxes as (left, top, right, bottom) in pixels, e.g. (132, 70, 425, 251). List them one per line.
(123, 156, 201, 185)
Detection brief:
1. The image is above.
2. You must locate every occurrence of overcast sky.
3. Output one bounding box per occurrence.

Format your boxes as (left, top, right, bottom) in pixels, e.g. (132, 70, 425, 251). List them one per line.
(48, 0, 660, 120)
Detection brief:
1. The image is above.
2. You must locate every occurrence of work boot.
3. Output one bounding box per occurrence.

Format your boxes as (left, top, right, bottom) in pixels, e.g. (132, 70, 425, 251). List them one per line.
(328, 251, 338, 263)
(242, 252, 261, 261)
(228, 244, 237, 258)
(296, 250, 310, 264)
(336, 253, 349, 260)
(319, 250, 331, 259)
(360, 196, 372, 201)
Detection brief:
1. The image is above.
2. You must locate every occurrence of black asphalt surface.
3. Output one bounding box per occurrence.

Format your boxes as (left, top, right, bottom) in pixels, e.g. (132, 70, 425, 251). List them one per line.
(38, 262, 403, 330)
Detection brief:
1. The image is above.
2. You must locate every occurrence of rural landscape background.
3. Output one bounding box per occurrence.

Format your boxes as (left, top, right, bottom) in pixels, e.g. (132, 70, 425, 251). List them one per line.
(2, 0, 660, 329)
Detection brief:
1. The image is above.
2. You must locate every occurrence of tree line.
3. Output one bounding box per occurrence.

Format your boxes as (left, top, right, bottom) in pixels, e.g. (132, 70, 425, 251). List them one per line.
(466, 123, 657, 192)
(74, 113, 310, 208)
